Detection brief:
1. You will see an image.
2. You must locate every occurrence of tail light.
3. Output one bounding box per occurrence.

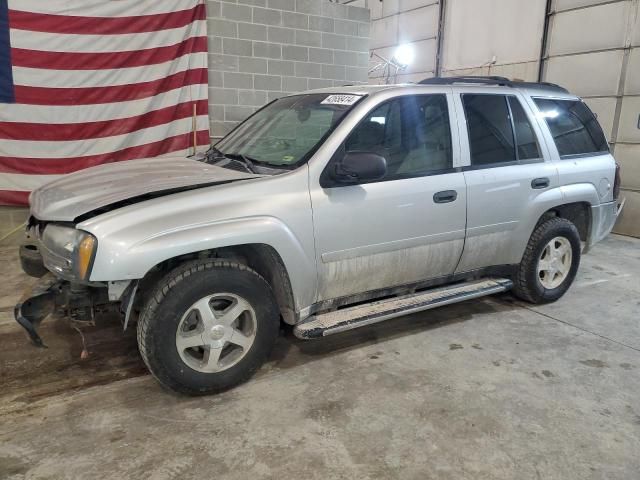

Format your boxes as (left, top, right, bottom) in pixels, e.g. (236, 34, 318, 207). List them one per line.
(613, 162, 621, 200)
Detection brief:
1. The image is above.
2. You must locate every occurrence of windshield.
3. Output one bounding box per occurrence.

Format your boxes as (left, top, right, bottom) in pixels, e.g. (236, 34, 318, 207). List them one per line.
(215, 93, 363, 168)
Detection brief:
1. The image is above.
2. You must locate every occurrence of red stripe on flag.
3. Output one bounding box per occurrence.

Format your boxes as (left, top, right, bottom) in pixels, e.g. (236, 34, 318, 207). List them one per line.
(0, 100, 208, 141)
(8, 4, 206, 35)
(13, 68, 207, 105)
(0, 190, 29, 206)
(11, 36, 207, 70)
(0, 130, 210, 175)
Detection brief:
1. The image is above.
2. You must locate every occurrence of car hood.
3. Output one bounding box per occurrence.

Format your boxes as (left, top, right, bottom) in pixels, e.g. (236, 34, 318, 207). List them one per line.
(30, 156, 261, 222)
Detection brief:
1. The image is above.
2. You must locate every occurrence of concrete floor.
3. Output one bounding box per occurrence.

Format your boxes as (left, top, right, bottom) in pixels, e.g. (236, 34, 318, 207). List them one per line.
(1, 233, 639, 480)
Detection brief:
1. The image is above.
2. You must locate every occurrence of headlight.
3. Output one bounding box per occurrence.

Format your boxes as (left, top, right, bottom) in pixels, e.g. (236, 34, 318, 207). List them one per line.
(41, 225, 97, 281)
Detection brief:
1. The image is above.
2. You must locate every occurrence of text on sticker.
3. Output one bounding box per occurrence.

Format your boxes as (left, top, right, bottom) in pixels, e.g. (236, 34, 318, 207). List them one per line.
(321, 95, 362, 106)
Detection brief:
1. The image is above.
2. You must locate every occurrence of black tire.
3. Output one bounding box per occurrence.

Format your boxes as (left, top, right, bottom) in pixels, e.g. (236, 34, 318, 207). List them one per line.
(513, 217, 581, 304)
(19, 243, 48, 278)
(137, 260, 279, 395)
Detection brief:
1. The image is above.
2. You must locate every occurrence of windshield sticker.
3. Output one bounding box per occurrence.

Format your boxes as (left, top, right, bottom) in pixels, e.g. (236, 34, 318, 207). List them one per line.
(321, 94, 362, 106)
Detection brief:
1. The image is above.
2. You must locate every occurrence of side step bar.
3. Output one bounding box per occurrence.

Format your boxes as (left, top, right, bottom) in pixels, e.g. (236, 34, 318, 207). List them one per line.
(294, 278, 513, 339)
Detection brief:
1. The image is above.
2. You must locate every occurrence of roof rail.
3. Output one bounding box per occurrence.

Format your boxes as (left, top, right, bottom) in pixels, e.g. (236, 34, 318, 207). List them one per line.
(418, 76, 569, 93)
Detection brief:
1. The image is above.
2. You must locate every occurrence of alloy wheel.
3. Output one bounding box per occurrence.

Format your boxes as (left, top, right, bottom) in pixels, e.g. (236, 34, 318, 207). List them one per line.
(175, 293, 257, 373)
(537, 236, 572, 289)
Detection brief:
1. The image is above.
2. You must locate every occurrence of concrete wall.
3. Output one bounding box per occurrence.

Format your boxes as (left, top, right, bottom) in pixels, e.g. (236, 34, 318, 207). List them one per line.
(206, 0, 371, 138)
(542, 0, 640, 237)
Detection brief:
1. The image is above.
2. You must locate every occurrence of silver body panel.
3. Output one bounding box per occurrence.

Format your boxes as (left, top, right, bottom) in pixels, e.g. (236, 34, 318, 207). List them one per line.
(310, 172, 467, 300)
(29, 156, 260, 221)
(27, 84, 620, 322)
(308, 91, 466, 300)
(77, 168, 318, 311)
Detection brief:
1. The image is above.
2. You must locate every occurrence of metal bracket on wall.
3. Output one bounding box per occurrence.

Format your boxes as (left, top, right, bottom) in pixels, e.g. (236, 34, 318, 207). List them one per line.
(435, 0, 446, 77)
(537, 0, 553, 82)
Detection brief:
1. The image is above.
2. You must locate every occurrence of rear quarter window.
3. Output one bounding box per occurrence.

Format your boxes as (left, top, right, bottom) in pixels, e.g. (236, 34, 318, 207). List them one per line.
(533, 98, 609, 158)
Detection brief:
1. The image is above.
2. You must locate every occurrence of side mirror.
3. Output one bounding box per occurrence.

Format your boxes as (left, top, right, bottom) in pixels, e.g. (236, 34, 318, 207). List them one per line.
(334, 152, 387, 184)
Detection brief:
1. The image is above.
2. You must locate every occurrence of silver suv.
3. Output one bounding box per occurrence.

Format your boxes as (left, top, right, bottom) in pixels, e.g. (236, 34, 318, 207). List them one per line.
(16, 76, 623, 395)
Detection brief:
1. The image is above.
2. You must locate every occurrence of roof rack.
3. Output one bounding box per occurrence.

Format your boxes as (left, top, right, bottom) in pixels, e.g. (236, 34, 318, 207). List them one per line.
(418, 76, 569, 93)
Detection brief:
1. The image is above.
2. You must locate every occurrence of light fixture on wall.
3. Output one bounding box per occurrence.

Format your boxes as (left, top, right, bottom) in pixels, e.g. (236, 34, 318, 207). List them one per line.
(369, 43, 415, 85)
(393, 44, 415, 67)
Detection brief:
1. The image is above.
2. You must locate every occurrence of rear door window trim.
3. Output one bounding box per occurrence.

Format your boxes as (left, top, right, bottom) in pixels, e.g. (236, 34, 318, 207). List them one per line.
(461, 93, 544, 168)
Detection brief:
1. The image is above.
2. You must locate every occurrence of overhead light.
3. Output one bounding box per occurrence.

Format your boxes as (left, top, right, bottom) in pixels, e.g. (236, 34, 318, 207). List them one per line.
(393, 44, 415, 67)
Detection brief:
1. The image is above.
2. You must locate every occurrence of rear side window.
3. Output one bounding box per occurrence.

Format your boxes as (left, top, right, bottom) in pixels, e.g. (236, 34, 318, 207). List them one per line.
(463, 94, 515, 165)
(462, 94, 541, 166)
(534, 98, 609, 158)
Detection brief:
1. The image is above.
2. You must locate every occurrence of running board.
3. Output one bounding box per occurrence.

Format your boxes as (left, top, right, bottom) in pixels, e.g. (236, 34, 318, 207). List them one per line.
(294, 278, 513, 339)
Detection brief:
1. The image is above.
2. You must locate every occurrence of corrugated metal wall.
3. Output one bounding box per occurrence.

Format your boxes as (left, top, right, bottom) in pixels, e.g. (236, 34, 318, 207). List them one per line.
(362, 0, 640, 237)
(368, 0, 441, 83)
(441, 0, 546, 80)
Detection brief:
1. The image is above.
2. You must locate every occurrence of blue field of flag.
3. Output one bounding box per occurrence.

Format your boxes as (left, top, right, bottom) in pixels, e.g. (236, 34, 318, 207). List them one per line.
(0, 0, 15, 103)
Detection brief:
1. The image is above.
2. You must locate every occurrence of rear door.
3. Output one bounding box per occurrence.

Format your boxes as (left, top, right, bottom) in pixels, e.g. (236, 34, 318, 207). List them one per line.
(454, 91, 560, 272)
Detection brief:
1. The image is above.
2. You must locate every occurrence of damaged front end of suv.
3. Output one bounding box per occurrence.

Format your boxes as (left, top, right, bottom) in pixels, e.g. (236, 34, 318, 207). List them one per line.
(13, 151, 265, 348)
(16, 219, 123, 347)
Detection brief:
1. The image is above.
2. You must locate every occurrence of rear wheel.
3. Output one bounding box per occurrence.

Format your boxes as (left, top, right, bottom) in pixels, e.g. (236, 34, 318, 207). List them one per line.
(513, 217, 581, 304)
(137, 260, 279, 395)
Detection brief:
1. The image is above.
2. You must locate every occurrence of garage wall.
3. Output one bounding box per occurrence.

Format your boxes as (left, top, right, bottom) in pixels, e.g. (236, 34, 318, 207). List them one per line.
(542, 0, 640, 236)
(206, 0, 370, 138)
(365, 0, 546, 83)
(367, 0, 441, 84)
(441, 0, 546, 80)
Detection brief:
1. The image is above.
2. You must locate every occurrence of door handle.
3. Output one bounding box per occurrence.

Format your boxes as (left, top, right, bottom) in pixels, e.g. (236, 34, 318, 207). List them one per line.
(433, 190, 457, 203)
(531, 177, 550, 189)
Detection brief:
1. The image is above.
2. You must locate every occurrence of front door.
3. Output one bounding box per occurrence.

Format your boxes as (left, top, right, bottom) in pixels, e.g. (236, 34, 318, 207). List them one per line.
(310, 93, 467, 302)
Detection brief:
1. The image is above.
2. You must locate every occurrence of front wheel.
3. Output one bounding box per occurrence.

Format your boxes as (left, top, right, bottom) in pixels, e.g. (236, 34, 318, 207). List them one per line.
(137, 260, 280, 395)
(513, 217, 581, 304)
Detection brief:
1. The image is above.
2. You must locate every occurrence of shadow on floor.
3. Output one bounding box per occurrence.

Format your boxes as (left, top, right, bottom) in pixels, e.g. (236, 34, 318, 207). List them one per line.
(0, 288, 520, 407)
(269, 293, 512, 369)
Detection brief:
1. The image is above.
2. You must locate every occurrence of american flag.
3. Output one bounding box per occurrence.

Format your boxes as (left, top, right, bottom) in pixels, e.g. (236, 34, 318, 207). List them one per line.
(0, 0, 210, 205)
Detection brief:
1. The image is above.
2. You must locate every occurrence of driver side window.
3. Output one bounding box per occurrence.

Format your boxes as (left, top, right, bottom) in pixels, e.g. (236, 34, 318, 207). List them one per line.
(344, 94, 453, 181)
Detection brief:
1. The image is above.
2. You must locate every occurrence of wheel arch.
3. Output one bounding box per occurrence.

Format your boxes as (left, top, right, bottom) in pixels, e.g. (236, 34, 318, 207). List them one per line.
(88, 216, 317, 317)
(515, 181, 601, 263)
(535, 201, 592, 243)
(138, 243, 299, 325)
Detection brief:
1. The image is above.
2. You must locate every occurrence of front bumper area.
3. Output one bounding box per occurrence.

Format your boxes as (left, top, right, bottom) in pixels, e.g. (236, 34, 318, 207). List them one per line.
(14, 273, 112, 348)
(14, 274, 63, 347)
